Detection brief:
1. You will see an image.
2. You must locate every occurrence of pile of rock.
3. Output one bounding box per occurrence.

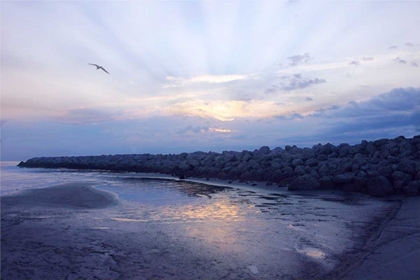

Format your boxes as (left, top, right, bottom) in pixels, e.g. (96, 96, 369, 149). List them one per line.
(18, 135, 420, 197)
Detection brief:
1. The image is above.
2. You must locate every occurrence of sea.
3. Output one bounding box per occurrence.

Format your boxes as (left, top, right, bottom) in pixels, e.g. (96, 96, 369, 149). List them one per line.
(0, 161, 394, 279)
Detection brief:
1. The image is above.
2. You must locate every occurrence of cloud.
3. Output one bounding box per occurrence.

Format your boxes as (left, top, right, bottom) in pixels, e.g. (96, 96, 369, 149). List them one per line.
(394, 57, 407, 64)
(281, 76, 326, 91)
(265, 74, 326, 93)
(164, 74, 251, 88)
(181, 125, 209, 134)
(389, 45, 398, 49)
(267, 88, 420, 145)
(189, 75, 250, 84)
(362, 57, 374, 61)
(288, 53, 310, 66)
(168, 99, 288, 121)
(405, 42, 415, 47)
(349, 57, 374, 66)
(393, 57, 418, 67)
(209, 128, 232, 133)
(305, 97, 313, 101)
(56, 108, 123, 124)
(274, 113, 304, 120)
(180, 125, 233, 134)
(328, 88, 419, 118)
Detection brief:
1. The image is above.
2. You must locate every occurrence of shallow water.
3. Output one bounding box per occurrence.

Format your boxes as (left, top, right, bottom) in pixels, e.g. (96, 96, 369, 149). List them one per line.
(1, 161, 397, 279)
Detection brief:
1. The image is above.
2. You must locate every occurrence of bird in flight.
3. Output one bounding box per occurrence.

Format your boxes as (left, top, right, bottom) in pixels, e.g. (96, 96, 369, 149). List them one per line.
(88, 63, 109, 74)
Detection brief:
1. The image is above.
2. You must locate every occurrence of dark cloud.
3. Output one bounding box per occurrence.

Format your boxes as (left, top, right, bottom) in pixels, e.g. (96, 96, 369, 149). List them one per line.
(394, 57, 418, 67)
(275, 113, 304, 120)
(314, 87, 420, 119)
(282, 76, 326, 91)
(264, 85, 278, 94)
(389, 45, 398, 49)
(265, 74, 326, 93)
(287, 53, 310, 66)
(349, 57, 373, 66)
(305, 97, 313, 101)
(311, 105, 340, 117)
(405, 42, 415, 47)
(394, 57, 407, 64)
(282, 88, 420, 145)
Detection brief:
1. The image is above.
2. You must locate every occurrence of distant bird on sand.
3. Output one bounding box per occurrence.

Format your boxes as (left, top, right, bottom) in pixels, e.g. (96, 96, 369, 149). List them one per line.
(88, 63, 109, 74)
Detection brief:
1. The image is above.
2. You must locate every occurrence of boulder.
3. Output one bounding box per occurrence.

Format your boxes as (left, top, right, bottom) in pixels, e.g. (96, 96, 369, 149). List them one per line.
(367, 176, 394, 197)
(403, 180, 420, 196)
(305, 158, 318, 167)
(342, 182, 364, 193)
(393, 180, 405, 194)
(392, 171, 412, 185)
(319, 176, 336, 189)
(333, 172, 355, 184)
(292, 158, 304, 167)
(294, 166, 306, 176)
(289, 174, 320, 190)
(396, 160, 416, 175)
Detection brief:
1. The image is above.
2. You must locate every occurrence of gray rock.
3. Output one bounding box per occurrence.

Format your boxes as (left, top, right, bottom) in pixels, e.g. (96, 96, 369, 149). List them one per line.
(305, 158, 318, 167)
(392, 171, 412, 185)
(319, 176, 335, 189)
(367, 176, 394, 197)
(289, 174, 320, 190)
(366, 143, 377, 155)
(396, 160, 416, 175)
(403, 180, 420, 196)
(333, 172, 355, 184)
(294, 166, 306, 176)
(342, 182, 364, 193)
(282, 166, 294, 178)
(292, 158, 303, 167)
(302, 148, 315, 159)
(271, 160, 282, 169)
(393, 181, 405, 193)
(248, 159, 261, 170)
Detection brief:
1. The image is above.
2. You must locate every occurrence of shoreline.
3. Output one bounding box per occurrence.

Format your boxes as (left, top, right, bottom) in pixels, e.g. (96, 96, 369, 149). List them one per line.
(17, 134, 420, 197)
(337, 196, 419, 279)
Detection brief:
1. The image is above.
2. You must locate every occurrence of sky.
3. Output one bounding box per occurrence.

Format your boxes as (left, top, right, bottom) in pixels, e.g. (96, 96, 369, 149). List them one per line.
(1, 0, 420, 161)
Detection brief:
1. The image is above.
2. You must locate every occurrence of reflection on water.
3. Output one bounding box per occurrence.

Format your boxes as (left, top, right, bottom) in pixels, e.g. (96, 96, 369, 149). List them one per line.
(101, 180, 257, 224)
(299, 248, 326, 259)
(1, 162, 395, 278)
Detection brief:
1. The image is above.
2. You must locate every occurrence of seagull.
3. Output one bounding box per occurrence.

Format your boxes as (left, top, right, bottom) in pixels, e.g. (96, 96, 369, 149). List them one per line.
(88, 63, 109, 74)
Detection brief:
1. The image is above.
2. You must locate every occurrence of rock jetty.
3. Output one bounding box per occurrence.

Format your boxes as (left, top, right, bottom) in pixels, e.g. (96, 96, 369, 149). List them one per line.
(18, 135, 420, 197)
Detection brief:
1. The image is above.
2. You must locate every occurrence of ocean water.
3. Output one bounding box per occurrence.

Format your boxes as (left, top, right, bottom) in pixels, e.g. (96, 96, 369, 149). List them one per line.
(1, 161, 395, 279)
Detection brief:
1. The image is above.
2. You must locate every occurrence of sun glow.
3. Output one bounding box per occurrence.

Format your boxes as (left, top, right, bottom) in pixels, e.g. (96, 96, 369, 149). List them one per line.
(169, 99, 290, 121)
(209, 128, 232, 133)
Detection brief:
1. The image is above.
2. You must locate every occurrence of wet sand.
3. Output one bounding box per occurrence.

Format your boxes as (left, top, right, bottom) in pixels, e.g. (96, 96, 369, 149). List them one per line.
(1, 181, 419, 279)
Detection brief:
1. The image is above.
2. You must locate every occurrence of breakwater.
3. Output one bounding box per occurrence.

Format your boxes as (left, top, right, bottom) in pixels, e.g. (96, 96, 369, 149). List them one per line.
(18, 135, 420, 197)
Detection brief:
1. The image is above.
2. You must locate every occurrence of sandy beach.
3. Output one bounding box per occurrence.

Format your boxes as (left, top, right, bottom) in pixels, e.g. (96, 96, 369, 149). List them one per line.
(1, 178, 419, 279)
